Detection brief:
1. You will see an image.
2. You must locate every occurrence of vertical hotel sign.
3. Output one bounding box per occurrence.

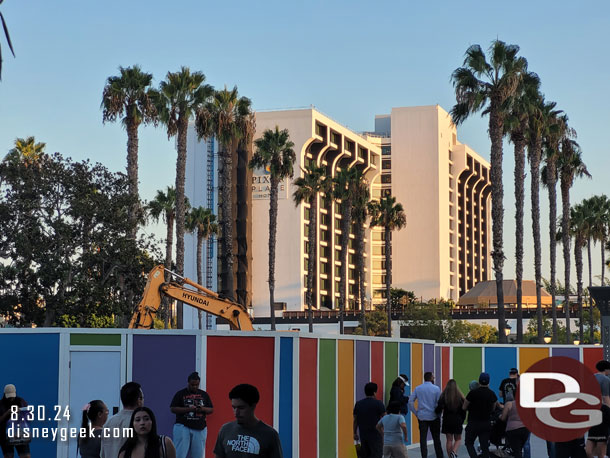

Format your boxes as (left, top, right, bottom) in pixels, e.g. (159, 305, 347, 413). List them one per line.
(252, 166, 289, 200)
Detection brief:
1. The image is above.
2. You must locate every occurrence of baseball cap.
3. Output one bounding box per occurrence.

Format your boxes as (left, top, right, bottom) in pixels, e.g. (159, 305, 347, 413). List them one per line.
(4, 384, 16, 398)
(479, 372, 490, 385)
(509, 368, 519, 375)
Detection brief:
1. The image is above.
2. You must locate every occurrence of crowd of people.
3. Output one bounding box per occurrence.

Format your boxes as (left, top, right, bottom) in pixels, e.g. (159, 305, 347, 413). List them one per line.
(0, 373, 283, 458)
(353, 361, 610, 458)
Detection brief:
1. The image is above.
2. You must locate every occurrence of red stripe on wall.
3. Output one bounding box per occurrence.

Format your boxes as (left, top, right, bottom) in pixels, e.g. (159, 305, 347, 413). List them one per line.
(442, 346, 450, 388)
(205, 336, 275, 456)
(583, 347, 604, 373)
(300, 338, 318, 458)
(371, 341, 384, 401)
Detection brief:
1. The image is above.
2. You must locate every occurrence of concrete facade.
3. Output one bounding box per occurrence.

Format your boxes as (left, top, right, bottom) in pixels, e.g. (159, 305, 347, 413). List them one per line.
(371, 105, 491, 302)
(252, 108, 380, 317)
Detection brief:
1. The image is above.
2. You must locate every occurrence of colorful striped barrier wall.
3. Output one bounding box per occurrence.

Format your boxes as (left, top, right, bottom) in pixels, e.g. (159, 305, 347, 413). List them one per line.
(0, 329, 604, 458)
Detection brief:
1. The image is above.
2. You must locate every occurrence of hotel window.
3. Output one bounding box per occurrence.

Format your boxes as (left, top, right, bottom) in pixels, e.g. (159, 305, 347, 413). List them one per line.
(449, 177, 453, 188)
(321, 263, 329, 274)
(382, 160, 391, 170)
(382, 188, 391, 197)
(320, 245, 329, 258)
(449, 150, 453, 161)
(315, 123, 325, 137)
(449, 163, 453, 175)
(349, 284, 357, 295)
(335, 234, 342, 245)
(320, 230, 329, 242)
(345, 139, 355, 152)
(320, 213, 329, 226)
(382, 146, 391, 156)
(381, 174, 392, 184)
(335, 266, 341, 276)
(359, 147, 366, 159)
(349, 269, 357, 280)
(331, 131, 341, 145)
(320, 278, 329, 291)
(371, 155, 378, 166)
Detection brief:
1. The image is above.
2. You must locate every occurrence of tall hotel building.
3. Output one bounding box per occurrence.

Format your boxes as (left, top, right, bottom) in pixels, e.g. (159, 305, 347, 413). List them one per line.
(252, 109, 380, 317)
(184, 105, 491, 322)
(368, 105, 491, 302)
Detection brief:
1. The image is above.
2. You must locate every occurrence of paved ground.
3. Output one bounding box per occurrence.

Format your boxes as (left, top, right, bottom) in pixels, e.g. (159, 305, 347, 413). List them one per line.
(406, 434, 549, 457)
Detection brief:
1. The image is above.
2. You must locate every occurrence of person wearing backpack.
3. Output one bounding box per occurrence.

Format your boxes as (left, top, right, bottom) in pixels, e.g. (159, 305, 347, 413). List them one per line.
(0, 384, 30, 458)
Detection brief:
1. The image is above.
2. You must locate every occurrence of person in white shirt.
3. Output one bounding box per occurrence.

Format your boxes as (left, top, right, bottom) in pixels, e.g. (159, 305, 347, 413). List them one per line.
(101, 382, 144, 458)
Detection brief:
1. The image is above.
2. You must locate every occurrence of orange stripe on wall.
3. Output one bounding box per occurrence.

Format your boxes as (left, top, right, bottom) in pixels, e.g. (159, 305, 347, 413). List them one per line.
(338, 340, 356, 458)
(519, 347, 549, 374)
(411, 343, 423, 445)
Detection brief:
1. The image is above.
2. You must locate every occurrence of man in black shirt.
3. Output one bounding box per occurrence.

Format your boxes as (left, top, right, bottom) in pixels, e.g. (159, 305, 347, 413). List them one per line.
(498, 368, 519, 403)
(463, 372, 502, 458)
(353, 382, 386, 458)
(170, 371, 214, 458)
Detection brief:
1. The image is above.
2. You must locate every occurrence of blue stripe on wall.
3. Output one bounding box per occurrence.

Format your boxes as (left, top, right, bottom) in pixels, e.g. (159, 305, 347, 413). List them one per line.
(399, 342, 411, 446)
(279, 337, 293, 458)
(0, 333, 60, 457)
(484, 347, 517, 400)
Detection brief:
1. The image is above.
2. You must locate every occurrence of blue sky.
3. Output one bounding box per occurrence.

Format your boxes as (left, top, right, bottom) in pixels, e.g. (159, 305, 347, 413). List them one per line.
(1, 0, 608, 287)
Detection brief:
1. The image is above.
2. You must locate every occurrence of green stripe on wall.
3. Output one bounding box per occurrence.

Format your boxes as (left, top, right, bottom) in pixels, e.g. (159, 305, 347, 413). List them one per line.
(384, 342, 398, 404)
(319, 339, 337, 457)
(453, 347, 482, 396)
(70, 334, 121, 346)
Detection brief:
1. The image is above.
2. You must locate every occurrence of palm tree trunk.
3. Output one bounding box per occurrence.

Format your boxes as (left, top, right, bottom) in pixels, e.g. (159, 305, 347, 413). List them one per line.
(339, 198, 352, 335)
(268, 175, 279, 331)
(529, 138, 543, 344)
(220, 143, 235, 301)
(514, 138, 526, 343)
(307, 197, 318, 333)
(358, 224, 367, 336)
(197, 232, 204, 330)
(588, 237, 594, 343)
(126, 117, 140, 240)
(602, 235, 607, 286)
(236, 139, 252, 307)
(163, 214, 174, 329)
(548, 160, 558, 342)
(174, 116, 188, 329)
(489, 107, 506, 343)
(575, 236, 584, 342)
(385, 227, 392, 337)
(561, 178, 572, 343)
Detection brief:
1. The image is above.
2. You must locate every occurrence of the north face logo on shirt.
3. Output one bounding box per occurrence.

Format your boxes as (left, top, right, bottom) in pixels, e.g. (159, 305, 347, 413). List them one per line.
(227, 434, 260, 454)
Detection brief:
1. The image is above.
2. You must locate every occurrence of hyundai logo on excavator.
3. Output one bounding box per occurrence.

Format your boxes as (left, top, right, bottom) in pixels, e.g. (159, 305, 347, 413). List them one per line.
(182, 292, 209, 307)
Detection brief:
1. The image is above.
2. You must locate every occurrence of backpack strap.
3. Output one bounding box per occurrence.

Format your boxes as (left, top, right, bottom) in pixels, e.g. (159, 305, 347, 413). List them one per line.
(160, 435, 167, 458)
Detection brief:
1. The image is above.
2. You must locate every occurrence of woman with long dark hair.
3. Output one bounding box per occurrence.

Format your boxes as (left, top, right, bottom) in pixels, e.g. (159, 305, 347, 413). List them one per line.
(118, 407, 175, 458)
(435, 379, 466, 458)
(388, 374, 409, 415)
(78, 400, 108, 457)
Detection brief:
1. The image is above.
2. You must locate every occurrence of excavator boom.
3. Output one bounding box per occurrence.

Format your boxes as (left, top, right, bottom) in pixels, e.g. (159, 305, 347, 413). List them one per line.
(129, 265, 254, 331)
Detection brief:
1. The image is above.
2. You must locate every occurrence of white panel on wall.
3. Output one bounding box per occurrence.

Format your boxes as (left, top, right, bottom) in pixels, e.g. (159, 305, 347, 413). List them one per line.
(67, 351, 122, 458)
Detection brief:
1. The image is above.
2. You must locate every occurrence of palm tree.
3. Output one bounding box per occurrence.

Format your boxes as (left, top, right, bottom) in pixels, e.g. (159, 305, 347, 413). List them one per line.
(558, 139, 590, 343)
(196, 87, 240, 302)
(333, 167, 363, 334)
(250, 126, 296, 330)
(368, 196, 406, 337)
(527, 97, 561, 343)
(569, 203, 588, 343)
(146, 187, 182, 327)
(505, 72, 539, 343)
(352, 179, 370, 335)
(451, 40, 526, 343)
(5, 136, 46, 165)
(186, 207, 218, 330)
(542, 114, 571, 342)
(292, 164, 332, 332)
(235, 96, 256, 307)
(102, 65, 157, 237)
(589, 195, 610, 286)
(154, 67, 213, 328)
(0, 0, 15, 80)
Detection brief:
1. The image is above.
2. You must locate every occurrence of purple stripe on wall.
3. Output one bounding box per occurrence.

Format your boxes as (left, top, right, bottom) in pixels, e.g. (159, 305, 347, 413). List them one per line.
(552, 347, 580, 360)
(355, 340, 370, 400)
(132, 334, 197, 437)
(424, 344, 434, 374)
(435, 346, 441, 387)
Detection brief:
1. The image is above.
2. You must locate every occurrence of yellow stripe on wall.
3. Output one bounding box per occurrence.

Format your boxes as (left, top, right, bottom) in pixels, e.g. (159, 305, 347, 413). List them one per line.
(338, 340, 356, 458)
(411, 343, 423, 445)
(519, 347, 549, 374)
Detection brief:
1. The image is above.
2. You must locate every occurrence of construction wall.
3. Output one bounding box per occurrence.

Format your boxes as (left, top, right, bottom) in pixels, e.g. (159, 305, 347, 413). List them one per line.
(0, 329, 602, 458)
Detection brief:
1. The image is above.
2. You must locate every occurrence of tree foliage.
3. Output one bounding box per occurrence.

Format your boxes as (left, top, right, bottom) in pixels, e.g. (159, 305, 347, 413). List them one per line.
(0, 151, 161, 327)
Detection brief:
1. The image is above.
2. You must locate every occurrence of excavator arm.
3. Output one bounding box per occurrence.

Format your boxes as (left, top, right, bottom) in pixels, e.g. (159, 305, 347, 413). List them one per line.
(129, 265, 254, 331)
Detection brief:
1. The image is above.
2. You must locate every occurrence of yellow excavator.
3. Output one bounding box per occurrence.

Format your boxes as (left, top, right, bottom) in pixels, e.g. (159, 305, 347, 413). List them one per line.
(129, 265, 254, 331)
